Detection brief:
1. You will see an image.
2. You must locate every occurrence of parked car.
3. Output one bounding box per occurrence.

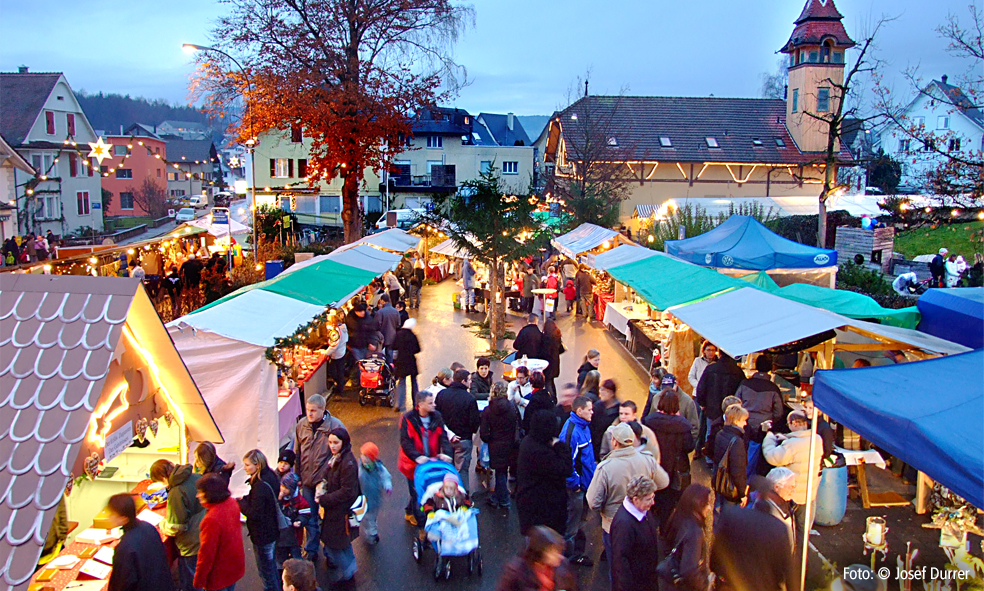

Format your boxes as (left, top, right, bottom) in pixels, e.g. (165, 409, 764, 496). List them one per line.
(189, 195, 210, 210)
(175, 208, 197, 223)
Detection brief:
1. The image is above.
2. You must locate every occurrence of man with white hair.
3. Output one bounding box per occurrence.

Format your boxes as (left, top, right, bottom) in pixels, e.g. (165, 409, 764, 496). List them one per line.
(930, 247, 948, 288)
(763, 410, 823, 536)
(753, 467, 797, 551)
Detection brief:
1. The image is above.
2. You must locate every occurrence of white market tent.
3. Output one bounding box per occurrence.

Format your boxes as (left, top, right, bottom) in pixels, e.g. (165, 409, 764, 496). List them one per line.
(184, 214, 250, 238)
(587, 244, 662, 271)
(431, 237, 483, 259)
(551, 223, 634, 262)
(335, 228, 422, 254)
(281, 244, 403, 277)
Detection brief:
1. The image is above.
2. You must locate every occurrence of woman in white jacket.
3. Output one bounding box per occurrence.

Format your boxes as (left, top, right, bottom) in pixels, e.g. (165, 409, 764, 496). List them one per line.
(687, 341, 718, 390)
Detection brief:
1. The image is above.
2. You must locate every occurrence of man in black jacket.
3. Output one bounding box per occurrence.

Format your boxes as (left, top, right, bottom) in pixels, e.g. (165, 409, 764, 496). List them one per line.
(105, 493, 174, 591)
(512, 315, 543, 361)
(930, 247, 948, 287)
(696, 352, 746, 465)
(736, 355, 784, 477)
(435, 369, 481, 492)
(345, 302, 376, 362)
(711, 504, 798, 591)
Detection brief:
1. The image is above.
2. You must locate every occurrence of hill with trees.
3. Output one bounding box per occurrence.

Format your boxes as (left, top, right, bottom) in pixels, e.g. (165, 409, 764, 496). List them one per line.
(75, 91, 228, 138)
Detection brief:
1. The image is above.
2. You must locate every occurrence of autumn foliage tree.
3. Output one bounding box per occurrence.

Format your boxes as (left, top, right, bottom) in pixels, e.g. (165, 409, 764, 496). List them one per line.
(193, 0, 471, 242)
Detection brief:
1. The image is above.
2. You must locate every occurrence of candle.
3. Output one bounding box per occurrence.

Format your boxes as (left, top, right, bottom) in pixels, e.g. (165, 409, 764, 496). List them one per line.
(865, 516, 887, 546)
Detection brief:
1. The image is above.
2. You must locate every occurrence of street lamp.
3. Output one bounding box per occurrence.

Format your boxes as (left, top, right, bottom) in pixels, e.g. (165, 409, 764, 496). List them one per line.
(182, 42, 259, 259)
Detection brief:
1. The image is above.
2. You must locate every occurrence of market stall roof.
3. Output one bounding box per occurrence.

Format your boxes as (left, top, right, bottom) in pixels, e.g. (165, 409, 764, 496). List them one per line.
(431, 237, 475, 259)
(551, 223, 630, 259)
(588, 244, 661, 271)
(665, 215, 838, 270)
(183, 214, 250, 238)
(335, 228, 422, 253)
(813, 351, 983, 508)
(281, 244, 402, 277)
(606, 253, 749, 310)
(163, 224, 209, 240)
(917, 288, 984, 350)
(1, 275, 221, 587)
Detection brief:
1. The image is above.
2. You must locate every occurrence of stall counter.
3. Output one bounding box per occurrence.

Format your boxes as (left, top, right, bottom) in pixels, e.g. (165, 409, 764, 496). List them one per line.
(603, 301, 651, 336)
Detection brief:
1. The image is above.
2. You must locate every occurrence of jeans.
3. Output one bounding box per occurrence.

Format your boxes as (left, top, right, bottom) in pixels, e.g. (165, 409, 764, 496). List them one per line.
(453, 438, 473, 492)
(252, 541, 279, 591)
(464, 288, 475, 307)
(522, 296, 533, 314)
(747, 440, 762, 479)
(394, 374, 419, 412)
(405, 476, 424, 525)
(384, 347, 394, 366)
(177, 554, 202, 591)
(493, 469, 510, 505)
(602, 530, 612, 582)
(324, 544, 357, 582)
(363, 506, 380, 538)
(564, 489, 585, 556)
(275, 544, 302, 569)
(795, 497, 817, 540)
(409, 285, 421, 308)
(300, 485, 321, 558)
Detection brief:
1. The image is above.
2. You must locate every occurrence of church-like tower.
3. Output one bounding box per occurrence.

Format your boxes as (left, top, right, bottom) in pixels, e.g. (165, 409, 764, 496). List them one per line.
(780, 0, 855, 153)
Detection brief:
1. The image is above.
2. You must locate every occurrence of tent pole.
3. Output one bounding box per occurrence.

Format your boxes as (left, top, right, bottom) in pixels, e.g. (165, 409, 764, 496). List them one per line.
(800, 406, 821, 591)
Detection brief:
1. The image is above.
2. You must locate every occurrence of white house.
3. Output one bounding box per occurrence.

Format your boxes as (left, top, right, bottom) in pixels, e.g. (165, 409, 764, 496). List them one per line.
(877, 76, 984, 192)
(0, 134, 34, 241)
(0, 69, 104, 235)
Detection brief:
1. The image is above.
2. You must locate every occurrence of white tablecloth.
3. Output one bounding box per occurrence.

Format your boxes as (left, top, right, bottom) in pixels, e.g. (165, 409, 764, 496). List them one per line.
(511, 358, 549, 372)
(603, 300, 650, 336)
(835, 446, 887, 469)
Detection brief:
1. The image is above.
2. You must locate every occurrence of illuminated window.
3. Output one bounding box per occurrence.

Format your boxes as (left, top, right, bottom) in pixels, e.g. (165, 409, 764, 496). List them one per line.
(705, 137, 719, 148)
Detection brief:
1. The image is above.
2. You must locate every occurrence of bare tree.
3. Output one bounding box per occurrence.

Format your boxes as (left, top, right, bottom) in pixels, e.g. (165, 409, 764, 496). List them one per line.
(760, 57, 789, 99)
(131, 179, 170, 219)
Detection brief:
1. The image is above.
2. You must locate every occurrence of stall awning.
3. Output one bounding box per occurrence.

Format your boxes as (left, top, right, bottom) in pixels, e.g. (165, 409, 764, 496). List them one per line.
(431, 238, 475, 259)
(588, 244, 661, 271)
(336, 228, 422, 253)
(813, 351, 984, 508)
(917, 288, 984, 350)
(551, 223, 626, 259)
(281, 244, 402, 277)
(184, 215, 250, 238)
(666, 215, 837, 270)
(606, 254, 748, 310)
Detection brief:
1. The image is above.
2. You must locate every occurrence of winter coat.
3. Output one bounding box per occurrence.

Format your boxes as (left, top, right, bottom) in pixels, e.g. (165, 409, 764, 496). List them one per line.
(687, 356, 712, 390)
(522, 388, 555, 435)
(345, 309, 376, 349)
(358, 459, 393, 511)
(294, 411, 346, 487)
(644, 412, 695, 482)
(278, 491, 314, 548)
(590, 400, 620, 459)
(599, 419, 661, 461)
(374, 303, 401, 347)
(610, 502, 660, 591)
(539, 321, 564, 380)
(462, 260, 476, 289)
(666, 518, 710, 591)
(753, 491, 797, 552)
(470, 371, 494, 397)
(563, 280, 576, 301)
(194, 497, 246, 591)
(108, 520, 174, 591)
(712, 425, 748, 500)
(200, 455, 234, 486)
(644, 385, 700, 440)
(710, 505, 797, 591)
(319, 449, 361, 550)
(762, 429, 823, 506)
(424, 488, 471, 514)
(575, 360, 597, 391)
(736, 373, 783, 442)
(480, 397, 519, 471)
(393, 327, 420, 378)
(695, 357, 745, 421)
(495, 556, 578, 591)
(436, 381, 481, 439)
(398, 410, 453, 479)
(521, 273, 536, 297)
(238, 467, 280, 546)
(575, 270, 595, 297)
(163, 464, 205, 556)
(559, 412, 597, 490)
(587, 446, 669, 532)
(516, 410, 572, 535)
(512, 324, 543, 361)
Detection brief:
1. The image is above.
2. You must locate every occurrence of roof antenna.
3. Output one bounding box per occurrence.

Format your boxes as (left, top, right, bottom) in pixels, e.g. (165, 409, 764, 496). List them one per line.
(584, 79, 589, 98)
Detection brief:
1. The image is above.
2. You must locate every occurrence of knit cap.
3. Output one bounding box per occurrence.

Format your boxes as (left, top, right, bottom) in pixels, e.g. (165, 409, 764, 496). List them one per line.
(281, 472, 300, 494)
(360, 442, 379, 462)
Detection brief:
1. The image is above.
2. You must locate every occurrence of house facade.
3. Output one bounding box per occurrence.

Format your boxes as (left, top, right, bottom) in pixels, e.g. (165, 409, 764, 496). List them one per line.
(0, 134, 34, 240)
(0, 69, 104, 235)
(162, 138, 223, 200)
(538, 0, 854, 228)
(100, 135, 168, 216)
(876, 76, 984, 192)
(156, 120, 210, 140)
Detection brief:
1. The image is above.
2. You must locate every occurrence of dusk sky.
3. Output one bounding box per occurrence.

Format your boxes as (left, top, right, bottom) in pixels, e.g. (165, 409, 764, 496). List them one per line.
(0, 0, 975, 117)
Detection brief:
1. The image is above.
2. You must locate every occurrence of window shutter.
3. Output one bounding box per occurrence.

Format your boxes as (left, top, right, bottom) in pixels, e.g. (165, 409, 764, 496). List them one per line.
(45, 111, 55, 135)
(88, 158, 95, 177)
(298, 159, 308, 178)
(67, 113, 76, 136)
(270, 159, 276, 177)
(288, 159, 294, 177)
(291, 125, 302, 143)
(69, 153, 78, 177)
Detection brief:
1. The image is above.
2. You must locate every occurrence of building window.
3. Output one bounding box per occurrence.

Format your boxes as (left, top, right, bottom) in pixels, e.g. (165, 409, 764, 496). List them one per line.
(113, 145, 127, 156)
(167, 172, 179, 181)
(948, 138, 961, 151)
(752, 139, 763, 147)
(792, 89, 799, 113)
(899, 139, 911, 153)
(76, 191, 90, 215)
(271, 158, 289, 178)
(426, 136, 443, 149)
(607, 137, 618, 146)
(115, 168, 132, 179)
(157, 168, 162, 178)
(88, 158, 95, 177)
(775, 138, 786, 148)
(808, 51, 818, 63)
(659, 137, 673, 147)
(67, 113, 76, 136)
(43, 195, 58, 219)
(45, 111, 55, 135)
(937, 116, 949, 129)
(320, 195, 341, 213)
(922, 139, 936, 152)
(291, 125, 303, 143)
(31, 154, 42, 171)
(705, 137, 719, 148)
(503, 161, 519, 175)
(480, 161, 492, 174)
(298, 159, 308, 178)
(913, 116, 925, 128)
(817, 88, 831, 112)
(170, 189, 186, 197)
(120, 192, 134, 210)
(832, 51, 844, 63)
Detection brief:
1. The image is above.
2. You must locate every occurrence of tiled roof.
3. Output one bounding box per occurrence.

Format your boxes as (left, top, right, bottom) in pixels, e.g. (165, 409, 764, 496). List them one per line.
(0, 73, 61, 145)
(0, 275, 137, 588)
(164, 138, 216, 163)
(795, 0, 844, 23)
(558, 95, 837, 164)
(412, 106, 471, 135)
(782, 0, 855, 50)
(477, 113, 532, 146)
(934, 80, 984, 128)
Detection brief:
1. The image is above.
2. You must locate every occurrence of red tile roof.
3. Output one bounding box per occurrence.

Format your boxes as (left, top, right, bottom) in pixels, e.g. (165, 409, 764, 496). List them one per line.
(782, 0, 855, 50)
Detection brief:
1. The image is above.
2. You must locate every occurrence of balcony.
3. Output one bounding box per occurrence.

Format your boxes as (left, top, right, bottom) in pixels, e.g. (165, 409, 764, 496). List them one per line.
(383, 165, 456, 193)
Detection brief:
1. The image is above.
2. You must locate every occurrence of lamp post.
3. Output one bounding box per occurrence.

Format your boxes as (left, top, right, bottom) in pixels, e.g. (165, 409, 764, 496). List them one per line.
(182, 43, 259, 260)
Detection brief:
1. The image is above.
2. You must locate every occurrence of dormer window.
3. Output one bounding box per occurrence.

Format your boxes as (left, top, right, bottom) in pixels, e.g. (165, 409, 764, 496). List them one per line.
(705, 137, 719, 148)
(659, 137, 673, 147)
(752, 139, 763, 147)
(775, 138, 786, 148)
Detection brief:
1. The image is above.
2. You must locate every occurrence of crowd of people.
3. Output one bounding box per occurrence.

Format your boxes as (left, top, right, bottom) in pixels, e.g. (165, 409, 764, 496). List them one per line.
(2, 230, 57, 265)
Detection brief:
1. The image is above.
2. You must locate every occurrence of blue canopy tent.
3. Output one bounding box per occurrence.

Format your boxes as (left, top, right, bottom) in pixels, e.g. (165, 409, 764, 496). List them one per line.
(665, 215, 838, 287)
(813, 350, 984, 508)
(917, 288, 984, 350)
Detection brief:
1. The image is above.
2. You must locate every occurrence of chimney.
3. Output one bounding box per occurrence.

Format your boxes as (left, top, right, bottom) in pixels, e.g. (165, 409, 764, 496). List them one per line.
(507, 113, 514, 131)
(18, 65, 28, 74)
(941, 74, 948, 85)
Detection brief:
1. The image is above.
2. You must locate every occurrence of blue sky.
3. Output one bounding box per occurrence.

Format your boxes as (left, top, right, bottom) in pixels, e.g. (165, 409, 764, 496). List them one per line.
(0, 0, 973, 115)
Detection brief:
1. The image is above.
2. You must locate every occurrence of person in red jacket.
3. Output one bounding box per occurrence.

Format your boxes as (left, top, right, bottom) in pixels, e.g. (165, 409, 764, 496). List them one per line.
(194, 473, 245, 591)
(398, 390, 453, 527)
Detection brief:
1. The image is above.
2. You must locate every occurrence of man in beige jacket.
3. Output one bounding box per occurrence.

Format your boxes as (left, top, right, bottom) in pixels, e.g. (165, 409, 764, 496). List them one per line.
(762, 409, 823, 538)
(587, 422, 669, 578)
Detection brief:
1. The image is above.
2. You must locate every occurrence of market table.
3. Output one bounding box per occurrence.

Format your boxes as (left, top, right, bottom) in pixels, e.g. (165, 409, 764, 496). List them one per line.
(510, 358, 549, 373)
(603, 300, 650, 336)
(593, 291, 615, 322)
(427, 261, 449, 282)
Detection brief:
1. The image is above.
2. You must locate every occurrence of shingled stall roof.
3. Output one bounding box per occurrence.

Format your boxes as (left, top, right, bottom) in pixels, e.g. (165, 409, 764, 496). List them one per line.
(1, 275, 220, 588)
(556, 95, 848, 165)
(0, 72, 61, 146)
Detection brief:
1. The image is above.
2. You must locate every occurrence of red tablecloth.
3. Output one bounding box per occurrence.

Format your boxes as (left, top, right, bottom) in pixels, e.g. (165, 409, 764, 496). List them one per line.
(593, 292, 615, 321)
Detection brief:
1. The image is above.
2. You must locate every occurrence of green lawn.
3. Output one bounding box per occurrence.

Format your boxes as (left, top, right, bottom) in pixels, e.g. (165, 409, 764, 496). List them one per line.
(894, 221, 983, 259)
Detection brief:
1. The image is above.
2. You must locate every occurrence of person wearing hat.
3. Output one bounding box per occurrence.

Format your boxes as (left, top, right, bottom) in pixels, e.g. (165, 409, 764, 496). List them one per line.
(276, 472, 313, 575)
(276, 449, 296, 481)
(392, 317, 421, 412)
(587, 421, 669, 580)
(357, 442, 392, 545)
(930, 247, 949, 288)
(643, 371, 699, 441)
(763, 409, 823, 539)
(599, 400, 660, 460)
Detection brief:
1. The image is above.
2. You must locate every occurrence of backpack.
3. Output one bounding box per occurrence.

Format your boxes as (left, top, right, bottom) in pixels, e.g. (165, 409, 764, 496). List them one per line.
(713, 435, 743, 502)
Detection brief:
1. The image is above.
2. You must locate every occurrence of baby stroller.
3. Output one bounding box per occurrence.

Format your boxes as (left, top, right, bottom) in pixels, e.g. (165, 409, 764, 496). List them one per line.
(357, 354, 395, 406)
(411, 461, 483, 581)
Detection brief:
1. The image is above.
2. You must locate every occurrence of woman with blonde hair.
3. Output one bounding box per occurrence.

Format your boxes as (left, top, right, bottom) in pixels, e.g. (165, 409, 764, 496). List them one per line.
(480, 381, 520, 508)
(193, 441, 235, 485)
(424, 367, 454, 396)
(237, 449, 280, 591)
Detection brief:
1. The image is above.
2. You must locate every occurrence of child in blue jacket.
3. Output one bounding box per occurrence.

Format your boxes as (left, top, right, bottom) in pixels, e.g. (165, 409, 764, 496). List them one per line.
(358, 442, 392, 545)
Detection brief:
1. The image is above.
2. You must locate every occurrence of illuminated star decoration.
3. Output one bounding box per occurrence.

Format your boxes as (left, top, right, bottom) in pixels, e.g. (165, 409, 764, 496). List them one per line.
(228, 156, 240, 168)
(87, 137, 114, 164)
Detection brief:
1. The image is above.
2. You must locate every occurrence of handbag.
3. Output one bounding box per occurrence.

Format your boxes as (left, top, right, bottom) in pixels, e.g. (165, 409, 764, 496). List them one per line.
(713, 436, 743, 502)
(347, 495, 367, 529)
(264, 482, 292, 531)
(656, 541, 683, 585)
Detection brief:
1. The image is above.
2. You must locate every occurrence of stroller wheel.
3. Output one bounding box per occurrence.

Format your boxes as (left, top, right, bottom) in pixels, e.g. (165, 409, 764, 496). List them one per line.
(477, 549, 483, 576)
(444, 559, 452, 580)
(432, 556, 443, 581)
(412, 538, 422, 563)
(359, 395, 368, 406)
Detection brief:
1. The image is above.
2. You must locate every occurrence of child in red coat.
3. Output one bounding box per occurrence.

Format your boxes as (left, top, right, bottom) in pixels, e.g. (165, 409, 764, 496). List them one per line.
(564, 279, 576, 313)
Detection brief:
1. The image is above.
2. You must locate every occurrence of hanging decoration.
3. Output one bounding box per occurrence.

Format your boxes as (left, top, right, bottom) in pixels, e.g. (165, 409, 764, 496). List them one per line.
(83, 452, 103, 479)
(148, 417, 159, 437)
(264, 306, 338, 373)
(135, 417, 149, 443)
(87, 137, 113, 164)
(164, 411, 174, 428)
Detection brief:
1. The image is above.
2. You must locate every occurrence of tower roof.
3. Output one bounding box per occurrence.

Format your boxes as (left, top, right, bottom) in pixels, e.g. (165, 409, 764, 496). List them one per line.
(781, 0, 855, 52)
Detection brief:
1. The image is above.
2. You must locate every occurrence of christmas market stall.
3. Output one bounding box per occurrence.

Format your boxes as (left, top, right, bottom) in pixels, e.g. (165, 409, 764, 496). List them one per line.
(1, 274, 222, 590)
